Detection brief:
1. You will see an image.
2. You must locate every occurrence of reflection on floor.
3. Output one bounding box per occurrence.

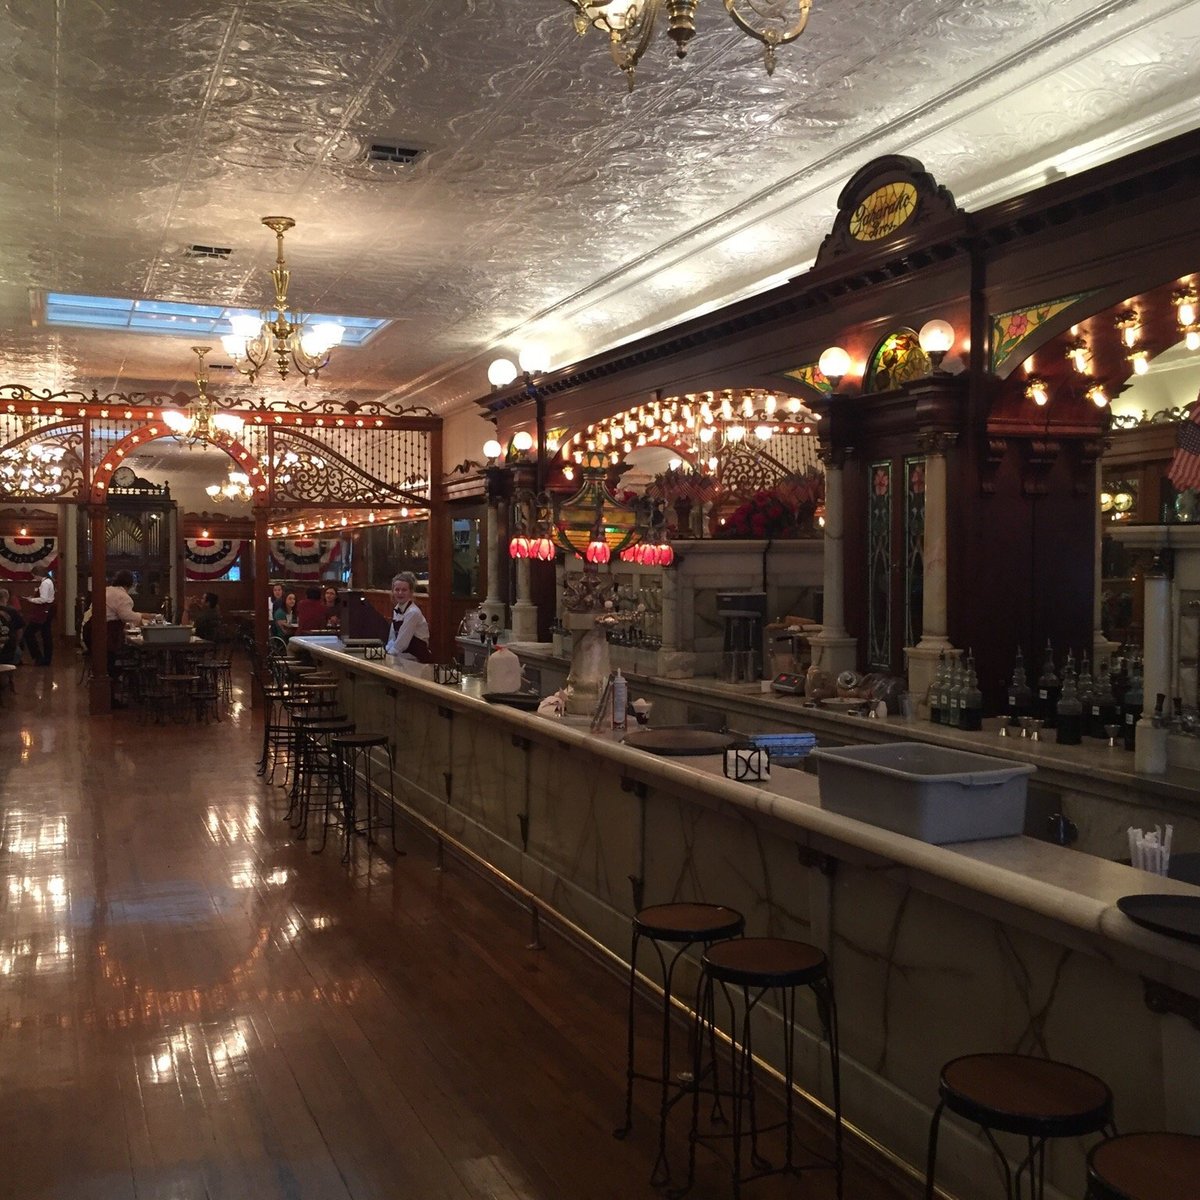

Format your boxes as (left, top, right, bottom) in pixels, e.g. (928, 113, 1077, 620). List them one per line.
(0, 657, 909, 1199)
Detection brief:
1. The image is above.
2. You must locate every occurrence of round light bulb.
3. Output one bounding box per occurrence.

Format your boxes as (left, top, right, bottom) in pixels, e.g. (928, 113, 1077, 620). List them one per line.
(818, 345, 851, 383)
(518, 344, 551, 375)
(483, 439, 502, 460)
(487, 357, 518, 388)
(754, 425, 773, 441)
(727, 425, 746, 442)
(512, 430, 534, 453)
(918, 319, 955, 355)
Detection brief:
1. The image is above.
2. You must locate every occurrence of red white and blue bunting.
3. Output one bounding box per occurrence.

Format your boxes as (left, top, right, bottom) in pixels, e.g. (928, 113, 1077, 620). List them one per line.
(269, 538, 342, 579)
(184, 538, 245, 580)
(0, 536, 58, 579)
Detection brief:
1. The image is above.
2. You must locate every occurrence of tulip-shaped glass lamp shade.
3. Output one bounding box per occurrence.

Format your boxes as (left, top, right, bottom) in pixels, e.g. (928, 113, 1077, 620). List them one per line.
(585, 538, 611, 565)
(918, 319, 955, 372)
(483, 438, 503, 461)
(509, 534, 532, 559)
(818, 345, 852, 390)
(511, 430, 534, 455)
(488, 357, 519, 388)
(518, 344, 551, 375)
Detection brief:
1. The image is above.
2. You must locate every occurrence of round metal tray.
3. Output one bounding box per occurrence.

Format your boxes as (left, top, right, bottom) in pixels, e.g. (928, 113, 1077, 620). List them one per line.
(622, 728, 737, 756)
(1117, 894, 1200, 944)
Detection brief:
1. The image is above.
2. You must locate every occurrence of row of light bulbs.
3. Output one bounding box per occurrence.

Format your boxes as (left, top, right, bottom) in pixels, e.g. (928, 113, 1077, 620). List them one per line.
(1026, 281, 1199, 407)
(265, 507, 414, 539)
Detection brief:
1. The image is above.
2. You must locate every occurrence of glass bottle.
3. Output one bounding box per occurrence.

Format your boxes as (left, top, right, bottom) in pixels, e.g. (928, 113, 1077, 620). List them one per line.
(961, 654, 984, 732)
(945, 656, 963, 726)
(1076, 655, 1094, 731)
(929, 651, 945, 724)
(1056, 668, 1083, 746)
(1088, 662, 1118, 739)
(1036, 641, 1060, 728)
(1006, 647, 1033, 727)
(1121, 657, 1143, 751)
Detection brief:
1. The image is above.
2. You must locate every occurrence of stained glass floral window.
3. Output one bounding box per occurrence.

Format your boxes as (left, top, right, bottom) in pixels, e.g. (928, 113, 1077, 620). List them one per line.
(864, 329, 929, 393)
(905, 457, 926, 648)
(868, 461, 892, 670)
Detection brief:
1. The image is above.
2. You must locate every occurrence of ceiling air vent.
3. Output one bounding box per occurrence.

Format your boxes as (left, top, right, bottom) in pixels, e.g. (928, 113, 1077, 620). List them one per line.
(367, 142, 423, 166)
(184, 244, 232, 261)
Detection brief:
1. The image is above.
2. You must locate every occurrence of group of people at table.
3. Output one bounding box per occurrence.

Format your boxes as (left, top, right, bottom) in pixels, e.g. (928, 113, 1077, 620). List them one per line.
(269, 583, 340, 641)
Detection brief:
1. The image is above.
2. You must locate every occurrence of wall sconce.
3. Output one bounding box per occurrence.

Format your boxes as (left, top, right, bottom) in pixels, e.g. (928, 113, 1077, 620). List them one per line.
(1115, 308, 1141, 350)
(1086, 385, 1109, 408)
(818, 345, 851, 390)
(1065, 337, 1090, 374)
(511, 430, 534, 456)
(918, 319, 955, 372)
(482, 438, 502, 463)
(1129, 349, 1150, 376)
(1025, 376, 1050, 406)
(1175, 285, 1199, 351)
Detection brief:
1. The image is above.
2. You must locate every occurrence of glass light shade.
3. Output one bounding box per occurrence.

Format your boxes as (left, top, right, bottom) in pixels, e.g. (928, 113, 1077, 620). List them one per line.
(512, 430, 534, 453)
(518, 344, 551, 375)
(668, 457, 682, 470)
(1028, 382, 1049, 406)
(1178, 300, 1196, 326)
(585, 539, 610, 565)
(1187, 330, 1200, 352)
(508, 534, 531, 559)
(488, 357, 518, 388)
(818, 345, 851, 382)
(1132, 351, 1150, 375)
(530, 536, 556, 562)
(726, 425, 746, 442)
(918, 319, 955, 355)
(206, 484, 221, 497)
(229, 313, 262, 339)
(212, 411, 245, 435)
(754, 425, 773, 441)
(162, 409, 191, 433)
(483, 438, 502, 460)
(1088, 386, 1109, 408)
(312, 322, 344, 349)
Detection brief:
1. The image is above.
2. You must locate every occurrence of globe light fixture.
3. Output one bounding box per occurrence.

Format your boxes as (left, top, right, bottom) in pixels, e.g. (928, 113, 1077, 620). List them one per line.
(918, 319, 955, 372)
(818, 345, 852, 390)
(483, 438, 503, 461)
(162, 346, 245, 446)
(488, 358, 519, 388)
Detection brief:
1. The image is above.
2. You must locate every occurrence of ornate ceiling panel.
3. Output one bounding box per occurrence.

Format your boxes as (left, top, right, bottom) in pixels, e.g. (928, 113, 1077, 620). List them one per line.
(0, 0, 1197, 417)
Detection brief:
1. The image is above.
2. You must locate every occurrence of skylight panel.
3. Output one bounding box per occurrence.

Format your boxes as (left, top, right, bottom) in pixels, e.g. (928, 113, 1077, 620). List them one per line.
(45, 292, 389, 347)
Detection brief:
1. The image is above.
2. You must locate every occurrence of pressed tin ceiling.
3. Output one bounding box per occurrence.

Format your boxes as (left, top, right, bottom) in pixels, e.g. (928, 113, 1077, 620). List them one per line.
(0, 0, 1198, 419)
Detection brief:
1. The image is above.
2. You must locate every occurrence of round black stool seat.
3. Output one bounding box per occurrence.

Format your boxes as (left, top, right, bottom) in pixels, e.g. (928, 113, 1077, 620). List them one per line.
(924, 1053, 1113, 1200)
(334, 732, 389, 747)
(1088, 1132, 1200, 1200)
(939, 1054, 1112, 1139)
(634, 902, 745, 944)
(702, 936, 827, 989)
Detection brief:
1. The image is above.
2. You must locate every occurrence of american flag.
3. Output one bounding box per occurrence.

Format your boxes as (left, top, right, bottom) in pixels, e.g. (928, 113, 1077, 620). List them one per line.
(1168, 403, 1200, 493)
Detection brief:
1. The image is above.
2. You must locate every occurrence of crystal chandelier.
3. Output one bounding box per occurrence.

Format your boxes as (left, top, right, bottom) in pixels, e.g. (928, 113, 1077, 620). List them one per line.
(563, 0, 813, 88)
(0, 419, 68, 496)
(221, 216, 344, 384)
(205, 470, 254, 504)
(163, 346, 245, 447)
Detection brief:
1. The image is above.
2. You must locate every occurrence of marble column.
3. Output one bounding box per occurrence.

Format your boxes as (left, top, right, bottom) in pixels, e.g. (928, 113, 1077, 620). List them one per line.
(510, 558, 539, 642)
(906, 434, 959, 710)
(480, 500, 506, 627)
(1092, 460, 1120, 670)
(808, 455, 858, 677)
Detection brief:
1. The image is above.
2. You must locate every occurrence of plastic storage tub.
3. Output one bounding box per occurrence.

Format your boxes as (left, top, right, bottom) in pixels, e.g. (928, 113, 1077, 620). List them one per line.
(809, 742, 1035, 844)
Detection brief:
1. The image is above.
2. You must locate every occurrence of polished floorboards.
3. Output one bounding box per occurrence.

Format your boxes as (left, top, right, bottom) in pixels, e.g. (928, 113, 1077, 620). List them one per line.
(0, 657, 912, 1200)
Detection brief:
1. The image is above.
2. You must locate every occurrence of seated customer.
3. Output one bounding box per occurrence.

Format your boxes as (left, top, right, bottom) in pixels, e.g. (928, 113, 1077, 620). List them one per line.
(192, 592, 221, 642)
(272, 591, 299, 641)
(322, 585, 339, 631)
(104, 571, 147, 708)
(0, 587, 25, 665)
(295, 586, 327, 634)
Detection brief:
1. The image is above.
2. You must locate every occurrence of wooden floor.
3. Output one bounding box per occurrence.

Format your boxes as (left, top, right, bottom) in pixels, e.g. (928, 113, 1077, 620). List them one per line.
(0, 656, 913, 1200)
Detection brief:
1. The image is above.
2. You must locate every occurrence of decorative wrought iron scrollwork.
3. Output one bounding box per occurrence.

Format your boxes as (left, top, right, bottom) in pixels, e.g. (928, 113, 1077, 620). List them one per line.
(0, 419, 87, 500)
(1110, 407, 1189, 431)
(268, 429, 429, 507)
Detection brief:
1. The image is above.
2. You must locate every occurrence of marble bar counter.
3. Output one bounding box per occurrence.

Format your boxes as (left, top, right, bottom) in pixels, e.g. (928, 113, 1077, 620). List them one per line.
(296, 639, 1200, 1200)
(498, 642, 1200, 864)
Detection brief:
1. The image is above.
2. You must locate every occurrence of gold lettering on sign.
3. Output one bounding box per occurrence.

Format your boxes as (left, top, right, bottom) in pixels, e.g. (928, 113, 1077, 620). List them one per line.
(848, 182, 918, 242)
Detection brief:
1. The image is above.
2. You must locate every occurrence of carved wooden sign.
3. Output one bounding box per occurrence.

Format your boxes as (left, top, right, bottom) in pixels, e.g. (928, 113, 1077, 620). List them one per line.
(815, 155, 964, 268)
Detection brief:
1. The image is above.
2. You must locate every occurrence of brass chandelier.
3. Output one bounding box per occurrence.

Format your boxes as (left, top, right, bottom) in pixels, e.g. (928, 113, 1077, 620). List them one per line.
(163, 346, 245, 447)
(221, 216, 344, 385)
(563, 0, 813, 88)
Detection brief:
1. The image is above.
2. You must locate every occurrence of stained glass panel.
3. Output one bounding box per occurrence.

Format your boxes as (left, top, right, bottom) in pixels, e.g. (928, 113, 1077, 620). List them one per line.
(868, 460, 892, 670)
(905, 456, 926, 649)
(864, 329, 929, 393)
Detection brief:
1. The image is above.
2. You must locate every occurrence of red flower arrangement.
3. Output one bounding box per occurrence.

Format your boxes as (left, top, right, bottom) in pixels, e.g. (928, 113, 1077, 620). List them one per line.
(716, 469, 825, 539)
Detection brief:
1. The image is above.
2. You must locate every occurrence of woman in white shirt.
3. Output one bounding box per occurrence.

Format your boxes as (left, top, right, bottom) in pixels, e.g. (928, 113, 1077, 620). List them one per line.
(385, 572, 430, 662)
(23, 565, 55, 666)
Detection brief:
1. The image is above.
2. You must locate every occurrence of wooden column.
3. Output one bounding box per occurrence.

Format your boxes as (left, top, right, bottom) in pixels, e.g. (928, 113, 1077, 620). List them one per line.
(88, 502, 109, 715)
(253, 505, 269, 671)
(427, 422, 451, 661)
